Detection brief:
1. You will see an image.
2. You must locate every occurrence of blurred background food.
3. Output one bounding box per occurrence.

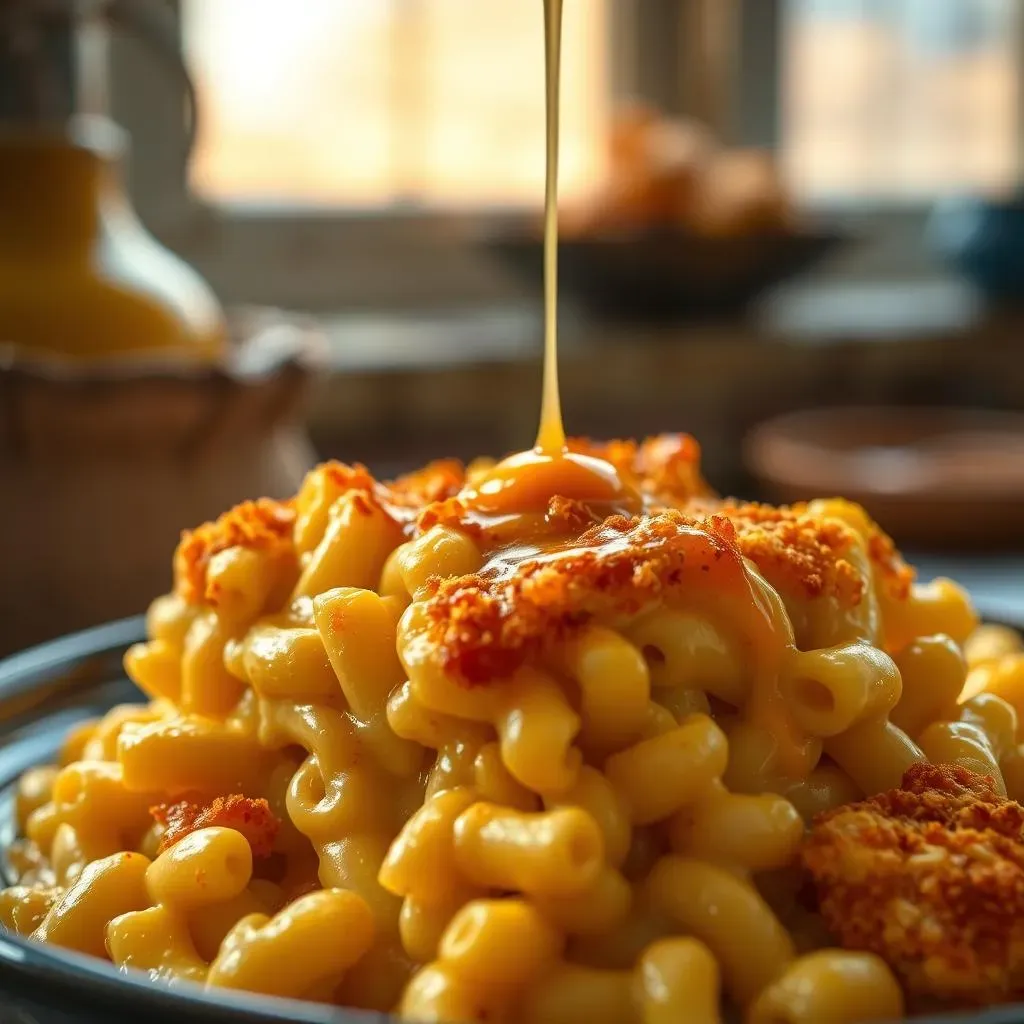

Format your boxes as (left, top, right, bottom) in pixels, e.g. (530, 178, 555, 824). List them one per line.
(1, 0, 1023, 652)
(484, 103, 841, 318)
(560, 103, 796, 239)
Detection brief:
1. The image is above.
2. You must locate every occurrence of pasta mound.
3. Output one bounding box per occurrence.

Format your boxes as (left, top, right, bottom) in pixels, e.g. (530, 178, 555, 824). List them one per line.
(4, 436, 1011, 1024)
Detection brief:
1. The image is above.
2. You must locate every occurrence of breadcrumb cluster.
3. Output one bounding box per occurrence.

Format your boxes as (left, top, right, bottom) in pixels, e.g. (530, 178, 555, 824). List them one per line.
(152, 795, 280, 859)
(804, 764, 1024, 1008)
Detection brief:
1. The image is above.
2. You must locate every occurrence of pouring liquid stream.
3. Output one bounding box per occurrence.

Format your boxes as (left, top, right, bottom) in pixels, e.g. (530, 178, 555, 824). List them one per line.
(536, 0, 566, 457)
(468, 0, 636, 519)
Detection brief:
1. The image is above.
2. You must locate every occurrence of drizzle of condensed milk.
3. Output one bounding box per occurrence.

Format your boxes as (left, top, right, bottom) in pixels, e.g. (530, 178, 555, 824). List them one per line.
(467, 0, 634, 517)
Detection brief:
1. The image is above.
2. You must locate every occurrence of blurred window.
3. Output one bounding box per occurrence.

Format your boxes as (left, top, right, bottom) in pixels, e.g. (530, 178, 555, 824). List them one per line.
(183, 0, 609, 210)
(107, 0, 1024, 309)
(783, 0, 1020, 200)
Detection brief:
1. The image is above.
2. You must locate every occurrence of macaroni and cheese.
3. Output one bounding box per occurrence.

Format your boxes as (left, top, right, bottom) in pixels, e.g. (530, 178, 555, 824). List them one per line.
(2, 434, 1023, 1022)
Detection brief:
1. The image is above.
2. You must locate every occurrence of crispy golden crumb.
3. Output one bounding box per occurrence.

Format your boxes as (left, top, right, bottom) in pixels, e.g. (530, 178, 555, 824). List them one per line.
(867, 525, 915, 601)
(176, 460, 466, 606)
(416, 496, 480, 538)
(390, 459, 467, 507)
(719, 502, 866, 606)
(319, 461, 379, 496)
(152, 795, 280, 858)
(803, 763, 1024, 1008)
(569, 433, 714, 507)
(174, 499, 296, 605)
(174, 443, 918, 684)
(423, 509, 751, 685)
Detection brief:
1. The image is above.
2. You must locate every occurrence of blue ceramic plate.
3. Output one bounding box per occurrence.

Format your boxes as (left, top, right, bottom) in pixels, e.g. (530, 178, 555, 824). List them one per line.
(0, 616, 1022, 1024)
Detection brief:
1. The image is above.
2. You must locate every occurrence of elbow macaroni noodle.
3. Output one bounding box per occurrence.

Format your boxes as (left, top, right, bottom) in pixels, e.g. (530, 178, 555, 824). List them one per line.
(1, 446, 1020, 1022)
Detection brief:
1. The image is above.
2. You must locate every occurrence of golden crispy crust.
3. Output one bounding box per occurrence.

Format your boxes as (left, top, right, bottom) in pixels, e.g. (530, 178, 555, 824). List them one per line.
(173, 441, 915, 660)
(151, 795, 280, 858)
(422, 510, 749, 685)
(174, 499, 296, 605)
(390, 459, 467, 507)
(715, 501, 914, 606)
(320, 459, 466, 510)
(802, 764, 1024, 1008)
(318, 461, 379, 497)
(867, 526, 915, 602)
(417, 494, 899, 687)
(174, 460, 465, 606)
(720, 502, 866, 607)
(569, 433, 713, 507)
(415, 496, 482, 539)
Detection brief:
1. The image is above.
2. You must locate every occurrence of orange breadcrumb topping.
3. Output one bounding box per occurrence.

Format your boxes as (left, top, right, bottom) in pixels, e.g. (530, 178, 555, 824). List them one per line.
(173, 499, 296, 605)
(390, 459, 467, 507)
(151, 795, 280, 857)
(803, 764, 1024, 1008)
(719, 502, 866, 607)
(569, 433, 714, 507)
(320, 458, 466, 511)
(319, 461, 379, 496)
(867, 524, 915, 601)
(175, 460, 466, 606)
(416, 496, 483, 539)
(422, 509, 749, 685)
(172, 442, 917, 664)
(544, 495, 609, 534)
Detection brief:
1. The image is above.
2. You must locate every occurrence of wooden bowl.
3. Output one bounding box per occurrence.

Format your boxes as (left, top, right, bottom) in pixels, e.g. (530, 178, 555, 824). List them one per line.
(745, 407, 1024, 549)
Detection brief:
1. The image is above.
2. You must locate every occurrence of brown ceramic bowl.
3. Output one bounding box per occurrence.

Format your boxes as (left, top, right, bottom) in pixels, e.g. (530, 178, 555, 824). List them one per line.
(745, 407, 1024, 549)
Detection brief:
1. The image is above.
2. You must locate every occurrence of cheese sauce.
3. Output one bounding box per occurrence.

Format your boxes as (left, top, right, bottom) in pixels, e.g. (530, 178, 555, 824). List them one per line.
(468, 0, 634, 516)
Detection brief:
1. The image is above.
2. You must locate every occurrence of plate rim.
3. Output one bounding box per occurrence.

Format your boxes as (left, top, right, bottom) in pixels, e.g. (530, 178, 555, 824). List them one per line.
(2, 611, 1024, 1024)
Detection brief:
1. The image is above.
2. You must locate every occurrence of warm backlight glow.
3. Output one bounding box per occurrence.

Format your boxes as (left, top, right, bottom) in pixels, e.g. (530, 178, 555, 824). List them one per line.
(183, 0, 609, 208)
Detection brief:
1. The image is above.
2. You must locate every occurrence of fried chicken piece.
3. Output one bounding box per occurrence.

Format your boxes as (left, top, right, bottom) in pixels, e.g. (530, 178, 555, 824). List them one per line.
(803, 763, 1024, 1008)
(151, 795, 280, 858)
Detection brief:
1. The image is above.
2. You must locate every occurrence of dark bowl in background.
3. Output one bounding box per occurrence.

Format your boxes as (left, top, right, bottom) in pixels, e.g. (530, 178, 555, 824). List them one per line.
(480, 225, 844, 320)
(2, 616, 1024, 1024)
(746, 406, 1024, 550)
